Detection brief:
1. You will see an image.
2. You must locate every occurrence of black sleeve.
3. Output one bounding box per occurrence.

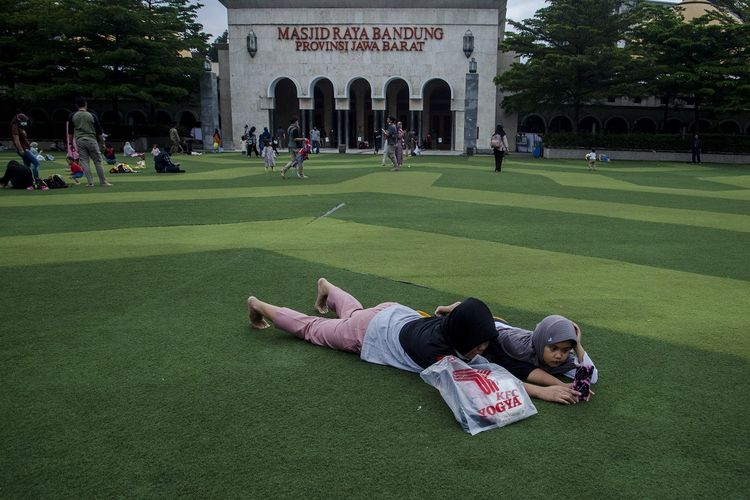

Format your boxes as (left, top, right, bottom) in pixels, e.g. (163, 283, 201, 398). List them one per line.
(483, 342, 536, 381)
(89, 111, 103, 136)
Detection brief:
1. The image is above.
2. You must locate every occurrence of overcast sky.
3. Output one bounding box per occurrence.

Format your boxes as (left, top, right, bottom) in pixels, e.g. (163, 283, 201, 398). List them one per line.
(194, 1, 588, 40)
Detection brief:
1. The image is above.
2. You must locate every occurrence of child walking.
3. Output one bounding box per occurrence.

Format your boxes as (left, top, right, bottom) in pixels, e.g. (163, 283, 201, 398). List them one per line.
(262, 140, 276, 172)
(281, 138, 312, 179)
(585, 149, 597, 171)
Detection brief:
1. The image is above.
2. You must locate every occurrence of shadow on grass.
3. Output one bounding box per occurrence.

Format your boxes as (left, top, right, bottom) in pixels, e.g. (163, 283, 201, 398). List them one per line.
(1, 249, 747, 498)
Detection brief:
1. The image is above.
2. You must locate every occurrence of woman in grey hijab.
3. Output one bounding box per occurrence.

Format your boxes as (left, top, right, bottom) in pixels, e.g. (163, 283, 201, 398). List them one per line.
(490, 314, 598, 384)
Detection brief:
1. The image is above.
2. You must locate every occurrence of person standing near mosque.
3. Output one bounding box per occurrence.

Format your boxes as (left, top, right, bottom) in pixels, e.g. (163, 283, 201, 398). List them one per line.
(68, 97, 111, 186)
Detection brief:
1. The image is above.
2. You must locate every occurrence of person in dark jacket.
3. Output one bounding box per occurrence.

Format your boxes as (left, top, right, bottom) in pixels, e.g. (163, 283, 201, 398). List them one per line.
(0, 160, 34, 189)
(154, 149, 185, 173)
(691, 134, 702, 164)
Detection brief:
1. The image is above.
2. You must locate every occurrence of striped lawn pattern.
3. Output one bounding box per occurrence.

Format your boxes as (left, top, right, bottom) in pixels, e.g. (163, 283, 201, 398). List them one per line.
(1, 152, 747, 498)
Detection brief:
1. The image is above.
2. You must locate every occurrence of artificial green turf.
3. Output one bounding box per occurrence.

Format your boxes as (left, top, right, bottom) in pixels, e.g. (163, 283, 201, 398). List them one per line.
(1, 152, 748, 498)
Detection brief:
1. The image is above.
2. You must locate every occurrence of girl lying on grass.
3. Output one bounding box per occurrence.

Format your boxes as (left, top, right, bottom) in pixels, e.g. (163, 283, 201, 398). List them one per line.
(247, 279, 582, 404)
(483, 314, 598, 393)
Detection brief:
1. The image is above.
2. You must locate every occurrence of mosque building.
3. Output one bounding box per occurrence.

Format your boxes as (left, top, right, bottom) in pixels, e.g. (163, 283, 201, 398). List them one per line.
(215, 0, 515, 152)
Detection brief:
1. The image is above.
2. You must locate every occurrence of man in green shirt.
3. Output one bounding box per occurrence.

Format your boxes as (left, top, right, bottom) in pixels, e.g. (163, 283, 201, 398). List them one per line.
(67, 97, 111, 186)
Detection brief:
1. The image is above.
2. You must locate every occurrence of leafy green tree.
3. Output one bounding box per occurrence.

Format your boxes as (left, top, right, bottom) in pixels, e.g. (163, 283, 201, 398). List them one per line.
(208, 30, 228, 63)
(495, 0, 642, 132)
(0, 0, 208, 121)
(630, 3, 750, 132)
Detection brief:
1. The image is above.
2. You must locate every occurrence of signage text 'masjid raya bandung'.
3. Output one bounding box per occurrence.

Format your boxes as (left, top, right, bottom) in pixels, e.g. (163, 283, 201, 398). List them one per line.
(277, 26, 444, 52)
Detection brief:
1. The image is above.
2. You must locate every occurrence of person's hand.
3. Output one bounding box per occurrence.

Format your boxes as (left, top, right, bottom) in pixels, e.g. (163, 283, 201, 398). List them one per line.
(434, 302, 461, 316)
(539, 385, 580, 405)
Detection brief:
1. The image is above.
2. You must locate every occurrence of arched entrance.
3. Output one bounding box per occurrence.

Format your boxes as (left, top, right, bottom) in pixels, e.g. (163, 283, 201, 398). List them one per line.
(719, 121, 740, 134)
(633, 118, 657, 133)
(423, 79, 452, 150)
(312, 78, 336, 148)
(521, 115, 545, 133)
(385, 78, 410, 126)
(272, 78, 300, 143)
(549, 116, 573, 133)
(348, 78, 373, 148)
(663, 119, 684, 133)
(604, 117, 628, 134)
(578, 116, 601, 134)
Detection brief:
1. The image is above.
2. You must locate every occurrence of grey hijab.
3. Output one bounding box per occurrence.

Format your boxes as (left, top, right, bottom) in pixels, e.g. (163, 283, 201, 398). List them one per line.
(497, 315, 578, 374)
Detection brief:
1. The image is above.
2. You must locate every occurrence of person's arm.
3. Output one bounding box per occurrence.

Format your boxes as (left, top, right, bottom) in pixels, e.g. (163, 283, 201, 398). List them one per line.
(92, 113, 105, 148)
(434, 301, 461, 316)
(523, 383, 580, 405)
(526, 368, 567, 387)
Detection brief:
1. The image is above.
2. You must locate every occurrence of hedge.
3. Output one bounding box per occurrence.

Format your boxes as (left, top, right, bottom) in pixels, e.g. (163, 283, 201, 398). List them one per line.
(542, 133, 750, 154)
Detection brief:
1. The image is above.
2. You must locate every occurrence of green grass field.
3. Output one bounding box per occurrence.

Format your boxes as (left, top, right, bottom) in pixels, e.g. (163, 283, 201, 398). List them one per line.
(1, 151, 748, 498)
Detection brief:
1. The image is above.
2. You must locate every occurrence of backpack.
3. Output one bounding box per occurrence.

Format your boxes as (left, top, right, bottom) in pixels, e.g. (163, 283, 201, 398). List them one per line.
(44, 174, 68, 189)
(490, 133, 501, 149)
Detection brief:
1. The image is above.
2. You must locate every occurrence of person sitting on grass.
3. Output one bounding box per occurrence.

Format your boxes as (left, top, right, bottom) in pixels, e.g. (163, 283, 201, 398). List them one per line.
(154, 149, 185, 173)
(123, 141, 145, 160)
(280, 138, 312, 179)
(247, 278, 582, 405)
(103, 143, 117, 165)
(0, 160, 34, 190)
(66, 156, 85, 184)
(483, 315, 598, 391)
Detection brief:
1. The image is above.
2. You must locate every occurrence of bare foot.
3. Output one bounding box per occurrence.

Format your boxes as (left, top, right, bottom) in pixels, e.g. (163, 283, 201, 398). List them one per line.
(247, 296, 270, 329)
(315, 278, 331, 314)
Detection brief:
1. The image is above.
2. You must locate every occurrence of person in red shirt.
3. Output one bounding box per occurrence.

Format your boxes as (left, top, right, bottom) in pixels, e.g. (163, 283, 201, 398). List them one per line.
(66, 156, 85, 184)
(280, 138, 313, 179)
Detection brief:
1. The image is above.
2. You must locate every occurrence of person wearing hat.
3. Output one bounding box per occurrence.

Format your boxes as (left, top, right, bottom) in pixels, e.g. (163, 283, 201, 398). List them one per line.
(247, 279, 582, 404)
(9, 113, 40, 179)
(484, 314, 598, 389)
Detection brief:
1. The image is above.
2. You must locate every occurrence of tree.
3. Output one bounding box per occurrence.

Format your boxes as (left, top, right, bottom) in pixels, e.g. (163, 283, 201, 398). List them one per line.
(630, 3, 750, 132)
(710, 0, 749, 22)
(0, 0, 209, 119)
(495, 0, 642, 132)
(208, 30, 228, 63)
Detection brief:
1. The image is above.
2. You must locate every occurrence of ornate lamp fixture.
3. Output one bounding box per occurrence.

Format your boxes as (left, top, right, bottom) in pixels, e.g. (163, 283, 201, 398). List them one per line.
(246, 29, 257, 58)
(463, 29, 474, 58)
(469, 57, 477, 74)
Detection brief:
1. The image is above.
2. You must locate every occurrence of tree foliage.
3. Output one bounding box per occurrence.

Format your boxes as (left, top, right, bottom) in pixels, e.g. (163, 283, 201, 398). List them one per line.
(495, 0, 641, 132)
(629, 3, 750, 130)
(495, 0, 749, 133)
(0, 0, 209, 113)
(208, 30, 228, 63)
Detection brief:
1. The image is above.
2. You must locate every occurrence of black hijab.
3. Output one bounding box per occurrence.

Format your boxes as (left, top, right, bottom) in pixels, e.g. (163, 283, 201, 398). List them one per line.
(443, 298, 498, 355)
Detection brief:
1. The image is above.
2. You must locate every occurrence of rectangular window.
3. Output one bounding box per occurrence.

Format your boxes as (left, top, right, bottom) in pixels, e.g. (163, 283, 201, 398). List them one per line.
(633, 96, 642, 104)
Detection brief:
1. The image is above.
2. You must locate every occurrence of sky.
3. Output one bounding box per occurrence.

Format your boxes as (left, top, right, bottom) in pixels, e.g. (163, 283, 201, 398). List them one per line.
(195, 1, 573, 40)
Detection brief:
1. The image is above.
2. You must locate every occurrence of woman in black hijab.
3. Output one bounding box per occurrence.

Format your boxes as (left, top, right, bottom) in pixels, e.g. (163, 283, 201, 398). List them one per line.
(247, 278, 580, 404)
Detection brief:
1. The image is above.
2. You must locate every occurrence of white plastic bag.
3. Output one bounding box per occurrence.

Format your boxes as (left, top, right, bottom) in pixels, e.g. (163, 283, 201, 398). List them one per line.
(420, 355, 537, 435)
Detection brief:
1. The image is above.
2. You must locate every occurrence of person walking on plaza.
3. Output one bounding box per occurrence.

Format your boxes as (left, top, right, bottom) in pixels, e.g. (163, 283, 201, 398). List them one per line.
(169, 123, 182, 155)
(68, 97, 111, 187)
(9, 113, 40, 180)
(247, 126, 260, 157)
(691, 134, 702, 164)
(490, 124, 509, 173)
(310, 126, 321, 154)
(382, 116, 399, 171)
(286, 118, 303, 157)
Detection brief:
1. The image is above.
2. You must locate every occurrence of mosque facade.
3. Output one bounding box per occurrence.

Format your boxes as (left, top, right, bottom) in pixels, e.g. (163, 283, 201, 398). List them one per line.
(217, 0, 514, 152)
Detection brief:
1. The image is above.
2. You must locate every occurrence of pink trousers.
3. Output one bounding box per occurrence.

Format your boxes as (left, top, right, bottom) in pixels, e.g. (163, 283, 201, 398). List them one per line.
(273, 285, 396, 353)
